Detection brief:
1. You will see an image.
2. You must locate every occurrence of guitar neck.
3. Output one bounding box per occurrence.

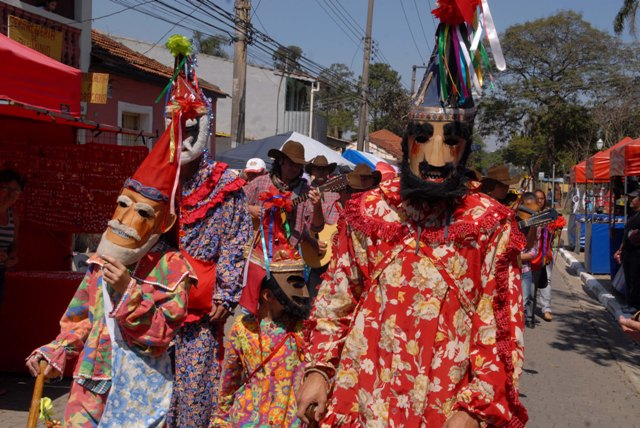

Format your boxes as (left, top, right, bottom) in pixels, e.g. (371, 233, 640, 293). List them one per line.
(290, 176, 347, 208)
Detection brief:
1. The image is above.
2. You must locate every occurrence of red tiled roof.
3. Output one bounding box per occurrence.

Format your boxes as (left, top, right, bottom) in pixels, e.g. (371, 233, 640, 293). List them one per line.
(91, 30, 227, 98)
(369, 129, 402, 159)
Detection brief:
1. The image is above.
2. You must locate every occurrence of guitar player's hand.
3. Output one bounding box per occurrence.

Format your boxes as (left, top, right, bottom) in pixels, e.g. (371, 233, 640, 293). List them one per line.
(317, 239, 328, 256)
(308, 188, 322, 207)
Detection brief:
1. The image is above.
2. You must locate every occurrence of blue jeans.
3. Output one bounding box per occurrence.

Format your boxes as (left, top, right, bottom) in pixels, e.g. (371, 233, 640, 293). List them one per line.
(522, 269, 533, 319)
(537, 263, 553, 313)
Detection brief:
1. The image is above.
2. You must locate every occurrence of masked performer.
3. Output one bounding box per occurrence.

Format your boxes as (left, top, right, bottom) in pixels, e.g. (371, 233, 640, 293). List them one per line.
(161, 36, 253, 428)
(297, 1, 528, 426)
(25, 115, 194, 427)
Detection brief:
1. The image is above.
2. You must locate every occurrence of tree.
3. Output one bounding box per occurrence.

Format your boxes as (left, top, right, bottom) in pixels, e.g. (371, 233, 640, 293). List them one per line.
(614, 0, 639, 35)
(467, 138, 504, 174)
(366, 63, 410, 135)
(192, 31, 230, 58)
(477, 11, 640, 176)
(316, 63, 358, 138)
(272, 45, 303, 73)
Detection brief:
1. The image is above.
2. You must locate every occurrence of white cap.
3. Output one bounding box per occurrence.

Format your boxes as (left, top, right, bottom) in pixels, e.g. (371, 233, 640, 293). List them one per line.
(245, 158, 267, 173)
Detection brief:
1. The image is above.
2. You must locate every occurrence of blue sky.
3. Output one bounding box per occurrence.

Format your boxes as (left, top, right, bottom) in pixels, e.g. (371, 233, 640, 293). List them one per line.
(93, 0, 630, 89)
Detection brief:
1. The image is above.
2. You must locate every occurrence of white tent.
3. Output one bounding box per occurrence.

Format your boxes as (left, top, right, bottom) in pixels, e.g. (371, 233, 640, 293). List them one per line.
(216, 131, 354, 170)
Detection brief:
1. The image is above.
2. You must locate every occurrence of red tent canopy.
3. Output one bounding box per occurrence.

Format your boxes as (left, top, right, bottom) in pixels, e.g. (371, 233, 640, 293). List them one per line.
(571, 161, 587, 184)
(611, 137, 640, 176)
(0, 33, 81, 116)
(586, 137, 633, 181)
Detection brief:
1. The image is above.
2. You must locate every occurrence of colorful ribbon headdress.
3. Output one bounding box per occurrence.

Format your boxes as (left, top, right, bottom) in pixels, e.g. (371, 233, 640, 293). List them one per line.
(410, 0, 504, 124)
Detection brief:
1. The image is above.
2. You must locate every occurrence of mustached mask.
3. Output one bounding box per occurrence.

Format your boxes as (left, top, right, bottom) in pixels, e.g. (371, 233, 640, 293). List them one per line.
(164, 35, 212, 166)
(97, 108, 180, 265)
(401, 0, 505, 203)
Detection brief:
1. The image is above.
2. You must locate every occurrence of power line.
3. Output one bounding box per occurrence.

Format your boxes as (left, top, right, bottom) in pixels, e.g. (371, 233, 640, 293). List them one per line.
(412, 0, 432, 56)
(399, 0, 426, 64)
(110, 0, 366, 100)
(314, 0, 362, 47)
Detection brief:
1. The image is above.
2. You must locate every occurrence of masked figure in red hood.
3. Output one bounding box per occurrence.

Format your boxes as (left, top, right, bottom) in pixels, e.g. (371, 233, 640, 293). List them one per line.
(296, 2, 528, 427)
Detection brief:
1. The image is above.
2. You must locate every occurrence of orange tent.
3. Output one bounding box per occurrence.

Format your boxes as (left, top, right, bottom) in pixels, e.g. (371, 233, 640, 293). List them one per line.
(570, 161, 587, 184)
(611, 137, 640, 176)
(586, 137, 633, 181)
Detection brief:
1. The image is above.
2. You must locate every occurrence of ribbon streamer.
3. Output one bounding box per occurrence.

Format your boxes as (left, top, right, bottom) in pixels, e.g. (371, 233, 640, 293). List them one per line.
(481, 0, 505, 71)
(456, 25, 482, 95)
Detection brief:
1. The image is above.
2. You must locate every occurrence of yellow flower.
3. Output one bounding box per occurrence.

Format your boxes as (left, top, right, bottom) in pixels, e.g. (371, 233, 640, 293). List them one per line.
(406, 339, 420, 356)
(39, 397, 53, 421)
(380, 367, 392, 383)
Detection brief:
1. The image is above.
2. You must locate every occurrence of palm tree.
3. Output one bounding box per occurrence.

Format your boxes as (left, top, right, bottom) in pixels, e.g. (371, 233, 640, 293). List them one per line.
(615, 0, 639, 35)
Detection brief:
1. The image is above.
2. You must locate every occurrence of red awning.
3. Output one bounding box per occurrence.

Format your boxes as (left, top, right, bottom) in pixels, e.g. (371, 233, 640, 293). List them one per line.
(586, 137, 633, 181)
(0, 33, 81, 116)
(611, 137, 640, 176)
(571, 161, 586, 184)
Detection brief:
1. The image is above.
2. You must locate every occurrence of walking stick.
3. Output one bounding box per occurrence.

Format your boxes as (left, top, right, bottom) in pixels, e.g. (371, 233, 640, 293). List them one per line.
(26, 360, 47, 428)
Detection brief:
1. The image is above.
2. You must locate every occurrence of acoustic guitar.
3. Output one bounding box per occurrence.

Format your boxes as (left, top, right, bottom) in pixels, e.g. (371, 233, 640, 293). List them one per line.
(300, 223, 338, 268)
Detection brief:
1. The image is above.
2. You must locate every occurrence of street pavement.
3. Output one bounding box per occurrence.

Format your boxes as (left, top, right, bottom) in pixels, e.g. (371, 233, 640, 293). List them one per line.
(519, 251, 640, 426)
(2, 247, 640, 427)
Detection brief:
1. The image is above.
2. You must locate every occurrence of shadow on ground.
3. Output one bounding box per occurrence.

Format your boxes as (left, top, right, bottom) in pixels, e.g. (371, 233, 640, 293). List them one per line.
(0, 374, 70, 412)
(546, 283, 640, 368)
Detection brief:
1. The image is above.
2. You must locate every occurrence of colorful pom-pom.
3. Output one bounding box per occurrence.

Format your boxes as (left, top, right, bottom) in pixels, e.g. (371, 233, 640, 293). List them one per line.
(166, 34, 193, 57)
(432, 0, 480, 25)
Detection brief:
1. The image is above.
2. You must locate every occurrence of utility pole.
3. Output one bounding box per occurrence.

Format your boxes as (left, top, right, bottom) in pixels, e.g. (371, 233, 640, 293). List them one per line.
(357, 0, 374, 152)
(410, 65, 428, 96)
(231, 0, 250, 148)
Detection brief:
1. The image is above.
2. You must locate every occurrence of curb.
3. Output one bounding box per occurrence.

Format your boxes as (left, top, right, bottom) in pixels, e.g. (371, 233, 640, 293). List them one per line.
(559, 248, 635, 320)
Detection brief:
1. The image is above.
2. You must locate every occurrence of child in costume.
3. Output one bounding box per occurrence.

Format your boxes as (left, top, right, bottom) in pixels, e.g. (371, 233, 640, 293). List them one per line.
(211, 264, 310, 427)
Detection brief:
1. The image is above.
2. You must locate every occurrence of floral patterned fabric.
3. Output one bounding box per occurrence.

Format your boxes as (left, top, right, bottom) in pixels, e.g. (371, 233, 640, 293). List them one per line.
(212, 314, 306, 427)
(168, 319, 225, 428)
(169, 153, 252, 427)
(306, 177, 528, 427)
(30, 242, 192, 426)
(179, 152, 252, 314)
(31, 243, 191, 380)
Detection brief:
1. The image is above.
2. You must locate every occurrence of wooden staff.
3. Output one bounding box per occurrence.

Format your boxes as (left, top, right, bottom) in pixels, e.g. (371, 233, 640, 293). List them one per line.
(26, 360, 47, 428)
(305, 403, 319, 428)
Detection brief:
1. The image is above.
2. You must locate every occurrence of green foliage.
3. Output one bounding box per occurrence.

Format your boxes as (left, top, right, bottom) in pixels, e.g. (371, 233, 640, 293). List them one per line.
(192, 31, 229, 58)
(467, 137, 504, 173)
(614, 0, 639, 35)
(272, 45, 303, 73)
(317, 63, 358, 138)
(366, 63, 410, 135)
(478, 11, 640, 177)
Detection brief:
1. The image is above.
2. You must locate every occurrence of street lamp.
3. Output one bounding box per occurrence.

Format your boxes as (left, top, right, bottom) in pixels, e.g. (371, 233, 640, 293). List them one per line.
(596, 138, 604, 150)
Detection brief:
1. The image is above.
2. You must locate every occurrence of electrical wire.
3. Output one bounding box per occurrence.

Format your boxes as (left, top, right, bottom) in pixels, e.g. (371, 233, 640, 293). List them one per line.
(399, 0, 427, 64)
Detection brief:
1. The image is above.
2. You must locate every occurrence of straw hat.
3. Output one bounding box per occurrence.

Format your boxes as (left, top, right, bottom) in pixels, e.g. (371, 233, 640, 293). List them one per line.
(347, 163, 382, 191)
(268, 140, 307, 165)
(305, 155, 337, 174)
(484, 165, 520, 186)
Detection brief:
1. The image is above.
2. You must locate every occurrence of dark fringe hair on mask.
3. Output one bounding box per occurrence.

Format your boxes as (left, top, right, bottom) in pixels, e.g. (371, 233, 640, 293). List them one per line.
(261, 275, 311, 320)
(399, 128, 471, 203)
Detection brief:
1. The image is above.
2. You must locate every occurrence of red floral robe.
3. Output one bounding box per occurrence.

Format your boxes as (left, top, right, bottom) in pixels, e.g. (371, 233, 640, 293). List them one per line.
(306, 177, 528, 427)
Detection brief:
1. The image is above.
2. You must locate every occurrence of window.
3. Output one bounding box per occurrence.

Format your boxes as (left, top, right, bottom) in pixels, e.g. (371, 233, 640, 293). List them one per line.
(285, 78, 310, 112)
(117, 102, 152, 146)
